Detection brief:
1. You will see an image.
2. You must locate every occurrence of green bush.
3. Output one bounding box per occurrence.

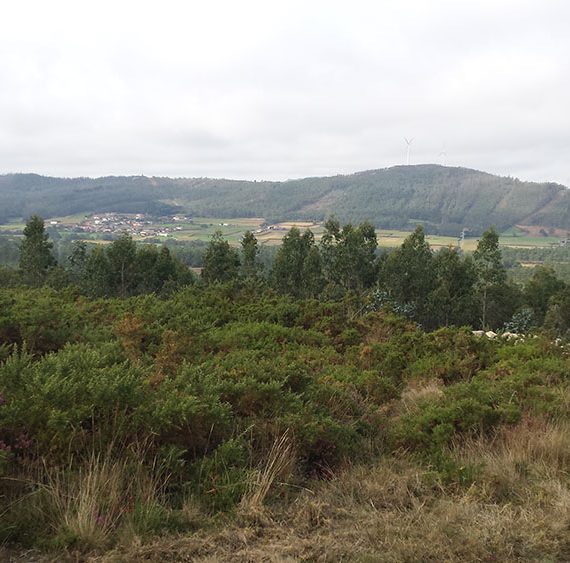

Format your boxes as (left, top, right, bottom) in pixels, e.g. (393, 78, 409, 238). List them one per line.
(192, 438, 250, 512)
(3, 283, 570, 551)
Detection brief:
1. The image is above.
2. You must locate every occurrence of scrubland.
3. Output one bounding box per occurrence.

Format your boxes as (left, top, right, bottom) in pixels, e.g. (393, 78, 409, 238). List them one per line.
(2, 285, 570, 561)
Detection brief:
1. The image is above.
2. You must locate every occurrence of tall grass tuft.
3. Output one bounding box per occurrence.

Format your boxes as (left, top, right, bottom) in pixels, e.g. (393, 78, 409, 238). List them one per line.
(240, 430, 295, 520)
(36, 442, 174, 550)
(42, 453, 134, 548)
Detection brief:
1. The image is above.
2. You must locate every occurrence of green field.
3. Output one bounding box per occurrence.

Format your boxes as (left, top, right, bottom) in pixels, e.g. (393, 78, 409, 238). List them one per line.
(1, 215, 567, 252)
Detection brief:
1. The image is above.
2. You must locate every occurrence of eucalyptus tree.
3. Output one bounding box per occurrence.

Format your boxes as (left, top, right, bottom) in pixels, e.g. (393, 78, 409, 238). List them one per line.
(241, 231, 262, 279)
(381, 225, 435, 324)
(202, 230, 240, 284)
(106, 233, 138, 298)
(320, 218, 378, 292)
(473, 227, 508, 329)
(19, 215, 56, 286)
(426, 247, 477, 328)
(272, 227, 322, 297)
(523, 266, 566, 325)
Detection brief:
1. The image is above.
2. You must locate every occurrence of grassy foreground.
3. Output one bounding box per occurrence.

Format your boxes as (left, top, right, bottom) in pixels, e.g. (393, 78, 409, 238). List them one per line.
(92, 426, 570, 562)
(2, 285, 570, 561)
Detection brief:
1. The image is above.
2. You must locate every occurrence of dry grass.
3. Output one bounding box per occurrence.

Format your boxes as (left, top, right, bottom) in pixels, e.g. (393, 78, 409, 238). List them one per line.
(398, 379, 445, 414)
(239, 430, 296, 523)
(6, 420, 570, 561)
(88, 421, 570, 562)
(462, 416, 570, 471)
(24, 443, 175, 553)
(44, 454, 128, 546)
(451, 417, 570, 503)
(40, 452, 161, 549)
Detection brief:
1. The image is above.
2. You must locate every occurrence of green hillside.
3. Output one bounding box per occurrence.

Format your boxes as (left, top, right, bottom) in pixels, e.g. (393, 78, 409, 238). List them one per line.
(1, 165, 569, 235)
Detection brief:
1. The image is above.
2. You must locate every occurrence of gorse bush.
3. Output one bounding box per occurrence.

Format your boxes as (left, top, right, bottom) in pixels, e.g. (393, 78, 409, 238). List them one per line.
(2, 283, 570, 554)
(391, 335, 570, 474)
(0, 287, 397, 533)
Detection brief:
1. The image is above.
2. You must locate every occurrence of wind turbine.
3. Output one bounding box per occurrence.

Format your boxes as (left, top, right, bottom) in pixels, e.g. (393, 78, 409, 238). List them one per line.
(458, 227, 470, 250)
(404, 137, 414, 165)
(439, 149, 447, 166)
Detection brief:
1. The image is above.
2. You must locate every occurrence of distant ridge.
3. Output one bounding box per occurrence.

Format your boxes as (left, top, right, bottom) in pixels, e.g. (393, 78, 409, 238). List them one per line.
(1, 164, 569, 235)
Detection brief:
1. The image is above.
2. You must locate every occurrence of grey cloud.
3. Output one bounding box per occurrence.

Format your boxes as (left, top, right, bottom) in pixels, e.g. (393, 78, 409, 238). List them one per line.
(0, 0, 569, 185)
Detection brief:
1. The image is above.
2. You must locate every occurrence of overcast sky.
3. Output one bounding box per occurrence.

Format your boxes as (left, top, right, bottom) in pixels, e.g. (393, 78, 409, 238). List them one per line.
(1, 0, 569, 184)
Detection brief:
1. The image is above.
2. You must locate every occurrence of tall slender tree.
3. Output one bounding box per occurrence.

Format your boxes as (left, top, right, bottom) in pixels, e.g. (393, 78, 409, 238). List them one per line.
(473, 227, 507, 329)
(68, 240, 88, 285)
(320, 219, 378, 292)
(272, 228, 321, 297)
(241, 231, 262, 279)
(426, 247, 477, 328)
(202, 231, 240, 284)
(106, 233, 138, 297)
(523, 266, 566, 325)
(83, 246, 111, 297)
(381, 225, 435, 323)
(19, 215, 56, 286)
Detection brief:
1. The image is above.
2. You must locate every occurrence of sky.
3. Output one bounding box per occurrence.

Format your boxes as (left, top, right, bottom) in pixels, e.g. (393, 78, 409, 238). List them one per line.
(1, 0, 569, 185)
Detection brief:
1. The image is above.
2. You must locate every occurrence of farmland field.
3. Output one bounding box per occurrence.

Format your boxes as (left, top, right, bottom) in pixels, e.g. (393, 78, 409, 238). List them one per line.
(0, 214, 566, 252)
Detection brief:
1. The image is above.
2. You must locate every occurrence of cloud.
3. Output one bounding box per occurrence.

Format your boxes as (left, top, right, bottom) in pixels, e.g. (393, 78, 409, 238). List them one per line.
(0, 0, 568, 185)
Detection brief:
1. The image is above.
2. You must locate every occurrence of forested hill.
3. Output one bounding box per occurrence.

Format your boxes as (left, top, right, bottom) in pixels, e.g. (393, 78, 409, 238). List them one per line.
(1, 165, 569, 235)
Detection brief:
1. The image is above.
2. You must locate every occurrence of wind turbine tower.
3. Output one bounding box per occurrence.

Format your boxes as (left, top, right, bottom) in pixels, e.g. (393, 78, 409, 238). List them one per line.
(404, 137, 414, 165)
(458, 227, 469, 250)
(439, 149, 447, 166)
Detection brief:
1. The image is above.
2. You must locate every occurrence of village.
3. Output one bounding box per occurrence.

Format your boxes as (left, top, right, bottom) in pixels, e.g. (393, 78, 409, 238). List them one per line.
(50, 213, 192, 238)
(42, 212, 297, 244)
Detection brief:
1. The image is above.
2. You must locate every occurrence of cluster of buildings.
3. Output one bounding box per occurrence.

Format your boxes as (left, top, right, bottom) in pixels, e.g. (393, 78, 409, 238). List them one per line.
(65, 213, 190, 238)
(255, 224, 281, 234)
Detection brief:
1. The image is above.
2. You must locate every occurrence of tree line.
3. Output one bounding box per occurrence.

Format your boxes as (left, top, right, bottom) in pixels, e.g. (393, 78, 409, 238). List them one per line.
(5, 214, 570, 333)
(7, 215, 193, 297)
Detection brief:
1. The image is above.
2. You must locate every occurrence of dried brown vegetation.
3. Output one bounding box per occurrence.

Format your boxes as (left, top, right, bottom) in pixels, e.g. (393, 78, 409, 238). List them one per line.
(78, 438, 570, 562)
(7, 419, 570, 563)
